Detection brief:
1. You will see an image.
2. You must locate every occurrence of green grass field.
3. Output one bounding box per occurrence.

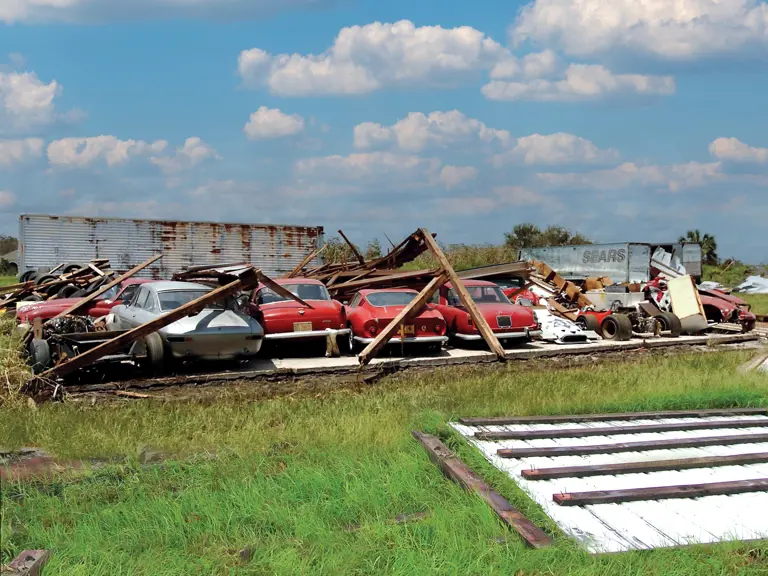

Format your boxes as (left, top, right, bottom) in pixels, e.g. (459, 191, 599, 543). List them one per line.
(0, 275, 15, 287)
(743, 294, 768, 316)
(4, 348, 768, 574)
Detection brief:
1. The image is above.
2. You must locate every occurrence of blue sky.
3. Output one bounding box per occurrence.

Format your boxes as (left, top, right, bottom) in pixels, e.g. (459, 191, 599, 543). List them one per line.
(0, 0, 767, 262)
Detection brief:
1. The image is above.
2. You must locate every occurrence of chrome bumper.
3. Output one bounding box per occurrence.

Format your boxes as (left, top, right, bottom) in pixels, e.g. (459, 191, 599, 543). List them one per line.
(264, 328, 351, 341)
(353, 335, 449, 345)
(454, 329, 542, 341)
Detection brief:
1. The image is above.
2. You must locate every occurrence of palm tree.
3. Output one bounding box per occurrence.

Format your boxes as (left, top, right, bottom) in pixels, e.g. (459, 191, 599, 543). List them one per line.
(679, 229, 718, 265)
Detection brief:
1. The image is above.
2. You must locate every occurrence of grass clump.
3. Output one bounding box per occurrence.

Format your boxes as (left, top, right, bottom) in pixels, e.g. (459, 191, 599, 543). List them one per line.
(3, 350, 768, 574)
(0, 315, 31, 406)
(0, 275, 15, 287)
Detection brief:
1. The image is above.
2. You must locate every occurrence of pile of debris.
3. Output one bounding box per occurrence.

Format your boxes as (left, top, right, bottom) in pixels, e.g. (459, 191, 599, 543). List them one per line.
(0, 259, 117, 314)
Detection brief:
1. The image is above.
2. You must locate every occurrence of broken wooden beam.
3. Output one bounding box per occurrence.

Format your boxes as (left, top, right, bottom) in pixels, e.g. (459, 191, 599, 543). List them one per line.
(358, 273, 448, 365)
(460, 408, 768, 426)
(338, 229, 366, 265)
(522, 452, 768, 480)
(285, 244, 328, 278)
(497, 432, 768, 459)
(49, 254, 162, 322)
(4, 549, 51, 576)
(419, 228, 505, 360)
(554, 478, 768, 506)
(475, 418, 768, 441)
(412, 431, 553, 548)
(36, 268, 261, 381)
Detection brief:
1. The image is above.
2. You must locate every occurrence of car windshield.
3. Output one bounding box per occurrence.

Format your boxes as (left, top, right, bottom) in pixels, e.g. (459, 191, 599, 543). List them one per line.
(158, 290, 224, 311)
(259, 283, 330, 304)
(448, 286, 511, 305)
(366, 292, 417, 307)
(98, 286, 119, 300)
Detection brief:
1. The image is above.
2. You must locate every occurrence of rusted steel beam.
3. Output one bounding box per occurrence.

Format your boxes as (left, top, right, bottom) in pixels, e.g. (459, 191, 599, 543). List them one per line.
(522, 452, 768, 480)
(5, 549, 52, 576)
(412, 431, 553, 548)
(497, 432, 768, 459)
(460, 408, 768, 426)
(358, 273, 448, 365)
(285, 244, 327, 278)
(36, 268, 261, 381)
(48, 254, 163, 323)
(419, 228, 505, 360)
(554, 478, 768, 506)
(476, 418, 768, 441)
(338, 229, 366, 265)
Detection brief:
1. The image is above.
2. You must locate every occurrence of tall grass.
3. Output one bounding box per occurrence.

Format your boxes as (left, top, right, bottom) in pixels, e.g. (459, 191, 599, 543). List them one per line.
(742, 294, 768, 316)
(0, 316, 31, 406)
(403, 244, 519, 272)
(4, 350, 768, 574)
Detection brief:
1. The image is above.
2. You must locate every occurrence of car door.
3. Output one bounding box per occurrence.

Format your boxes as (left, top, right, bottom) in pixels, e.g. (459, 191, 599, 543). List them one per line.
(121, 286, 149, 328)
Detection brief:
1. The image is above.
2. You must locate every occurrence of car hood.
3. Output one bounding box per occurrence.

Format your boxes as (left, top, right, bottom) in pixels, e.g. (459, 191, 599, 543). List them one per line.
(698, 288, 749, 308)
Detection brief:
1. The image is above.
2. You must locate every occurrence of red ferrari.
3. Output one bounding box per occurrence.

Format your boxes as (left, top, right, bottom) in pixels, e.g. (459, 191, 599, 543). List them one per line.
(432, 280, 541, 346)
(346, 289, 448, 353)
(246, 278, 349, 345)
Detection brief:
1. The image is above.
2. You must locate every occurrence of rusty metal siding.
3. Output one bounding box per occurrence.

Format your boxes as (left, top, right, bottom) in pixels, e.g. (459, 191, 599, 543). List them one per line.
(18, 214, 323, 278)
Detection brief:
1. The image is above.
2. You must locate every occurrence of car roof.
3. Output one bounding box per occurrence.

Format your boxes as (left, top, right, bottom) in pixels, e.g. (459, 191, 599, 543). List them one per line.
(445, 279, 499, 288)
(145, 281, 211, 293)
(258, 277, 325, 287)
(122, 278, 155, 286)
(359, 288, 418, 296)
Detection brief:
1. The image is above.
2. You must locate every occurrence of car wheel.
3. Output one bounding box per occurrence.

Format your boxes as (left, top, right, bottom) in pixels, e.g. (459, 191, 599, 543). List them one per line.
(28, 338, 52, 374)
(600, 314, 633, 341)
(35, 274, 59, 286)
(22, 294, 44, 302)
(61, 263, 82, 275)
(19, 270, 37, 283)
(71, 289, 88, 298)
(656, 312, 682, 338)
(347, 326, 362, 354)
(576, 314, 600, 332)
(57, 284, 80, 298)
(142, 332, 165, 376)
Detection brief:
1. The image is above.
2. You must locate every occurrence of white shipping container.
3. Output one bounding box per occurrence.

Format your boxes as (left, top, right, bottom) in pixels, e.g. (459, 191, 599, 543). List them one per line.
(19, 214, 324, 278)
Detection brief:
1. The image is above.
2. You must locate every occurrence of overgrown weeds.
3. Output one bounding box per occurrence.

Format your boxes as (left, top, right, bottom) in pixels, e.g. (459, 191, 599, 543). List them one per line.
(0, 316, 30, 407)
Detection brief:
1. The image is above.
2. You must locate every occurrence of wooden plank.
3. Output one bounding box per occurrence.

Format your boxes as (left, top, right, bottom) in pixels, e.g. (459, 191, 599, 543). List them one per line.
(256, 272, 314, 309)
(476, 418, 768, 441)
(498, 432, 768, 459)
(338, 229, 366, 265)
(285, 244, 327, 278)
(554, 478, 768, 507)
(412, 431, 553, 548)
(5, 549, 52, 576)
(49, 254, 162, 322)
(460, 408, 768, 426)
(358, 273, 448, 365)
(37, 268, 260, 380)
(88, 263, 106, 277)
(522, 452, 768, 480)
(0, 281, 35, 295)
(419, 228, 506, 360)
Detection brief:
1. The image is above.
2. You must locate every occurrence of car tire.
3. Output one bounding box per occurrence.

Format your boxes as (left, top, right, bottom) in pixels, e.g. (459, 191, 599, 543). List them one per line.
(600, 314, 633, 341)
(85, 276, 109, 295)
(142, 332, 165, 376)
(57, 284, 79, 298)
(19, 270, 37, 283)
(576, 314, 601, 332)
(61, 263, 82, 275)
(35, 274, 59, 286)
(22, 294, 44, 302)
(28, 338, 52, 374)
(656, 312, 682, 338)
(346, 326, 362, 354)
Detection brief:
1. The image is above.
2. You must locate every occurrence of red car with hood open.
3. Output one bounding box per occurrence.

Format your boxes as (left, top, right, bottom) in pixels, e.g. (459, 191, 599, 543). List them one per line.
(345, 288, 448, 353)
(247, 278, 349, 344)
(432, 279, 541, 345)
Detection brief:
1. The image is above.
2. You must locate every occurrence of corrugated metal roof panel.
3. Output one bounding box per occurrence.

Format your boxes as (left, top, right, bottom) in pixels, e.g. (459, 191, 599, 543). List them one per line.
(18, 214, 323, 278)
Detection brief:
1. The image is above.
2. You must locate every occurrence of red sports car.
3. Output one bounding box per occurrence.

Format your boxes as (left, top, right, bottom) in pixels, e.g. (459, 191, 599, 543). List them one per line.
(346, 289, 448, 353)
(432, 279, 541, 346)
(16, 278, 154, 325)
(247, 278, 349, 345)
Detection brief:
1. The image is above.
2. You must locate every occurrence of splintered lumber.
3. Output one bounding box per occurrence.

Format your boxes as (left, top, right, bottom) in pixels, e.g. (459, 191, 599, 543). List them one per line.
(358, 273, 448, 365)
(419, 228, 505, 360)
(554, 478, 768, 506)
(475, 418, 768, 441)
(460, 408, 768, 426)
(497, 432, 768, 459)
(37, 268, 261, 380)
(5, 549, 52, 576)
(412, 431, 553, 548)
(258, 272, 314, 309)
(338, 229, 365, 265)
(285, 244, 327, 278)
(522, 452, 768, 480)
(48, 254, 163, 323)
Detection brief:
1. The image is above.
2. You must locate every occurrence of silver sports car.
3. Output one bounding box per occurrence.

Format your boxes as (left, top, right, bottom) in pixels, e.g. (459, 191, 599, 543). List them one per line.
(108, 281, 264, 362)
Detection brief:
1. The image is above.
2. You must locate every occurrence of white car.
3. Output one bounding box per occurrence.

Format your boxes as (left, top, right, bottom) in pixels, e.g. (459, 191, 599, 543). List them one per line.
(531, 306, 600, 344)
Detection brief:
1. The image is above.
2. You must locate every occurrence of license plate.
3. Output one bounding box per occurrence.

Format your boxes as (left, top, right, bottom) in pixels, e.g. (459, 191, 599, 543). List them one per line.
(293, 322, 313, 332)
(398, 325, 415, 336)
(497, 316, 512, 328)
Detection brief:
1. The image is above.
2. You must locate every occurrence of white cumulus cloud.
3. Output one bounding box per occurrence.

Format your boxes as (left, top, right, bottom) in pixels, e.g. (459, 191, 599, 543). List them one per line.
(295, 151, 441, 184)
(482, 64, 675, 101)
(511, 0, 768, 60)
(0, 137, 44, 167)
(709, 137, 768, 164)
(493, 133, 620, 166)
(354, 110, 512, 152)
(0, 69, 62, 132)
(47, 135, 168, 168)
(439, 165, 477, 189)
(238, 20, 506, 96)
(244, 106, 305, 139)
(150, 137, 220, 174)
